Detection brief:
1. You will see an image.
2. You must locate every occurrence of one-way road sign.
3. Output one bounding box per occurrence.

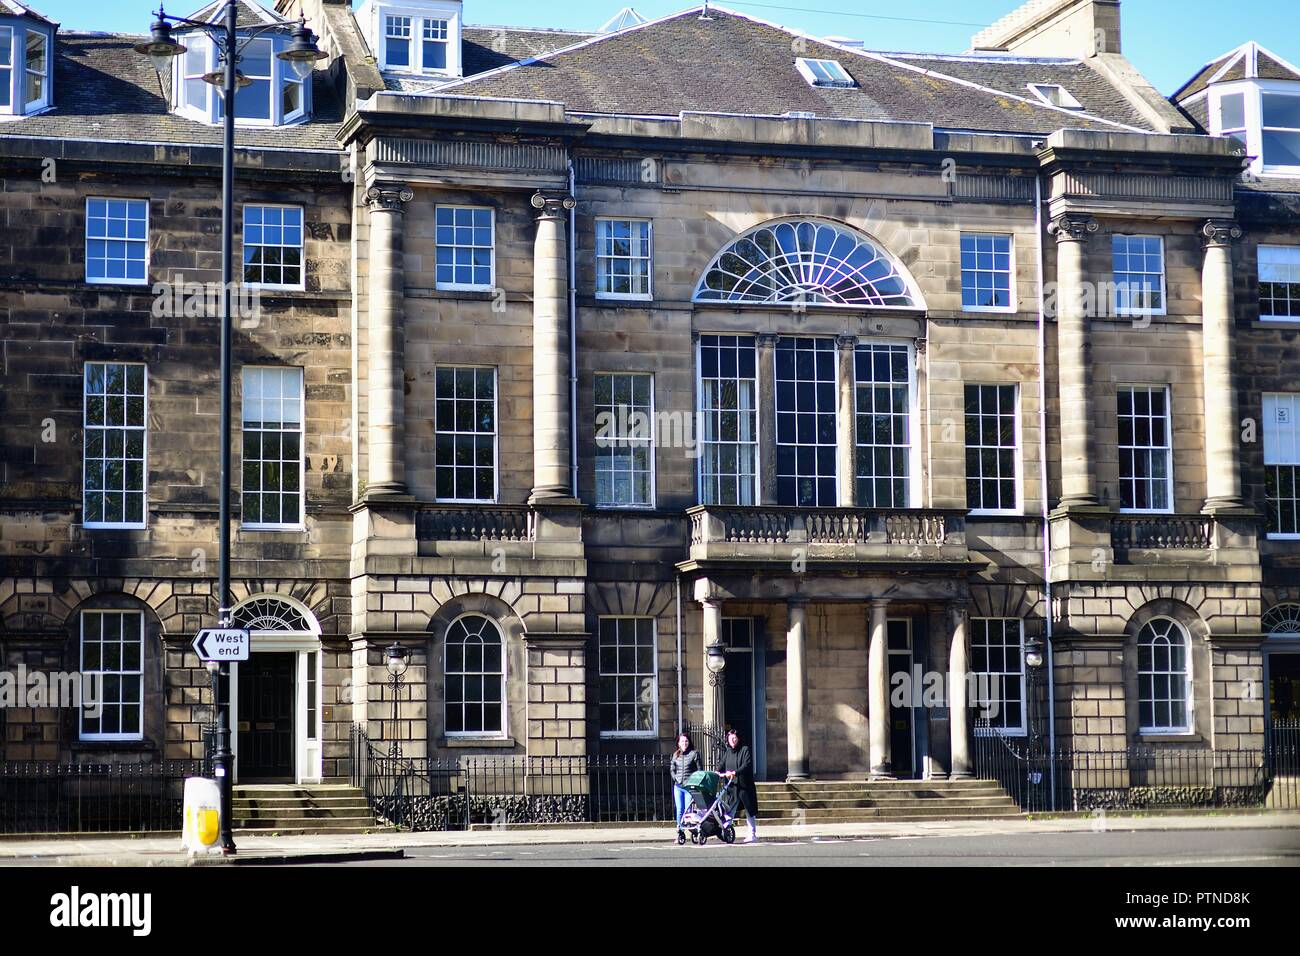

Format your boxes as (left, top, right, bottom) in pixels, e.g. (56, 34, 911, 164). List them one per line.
(193, 627, 251, 662)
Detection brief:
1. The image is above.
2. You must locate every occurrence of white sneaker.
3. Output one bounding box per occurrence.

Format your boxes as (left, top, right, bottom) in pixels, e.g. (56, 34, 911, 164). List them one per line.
(745, 831, 757, 843)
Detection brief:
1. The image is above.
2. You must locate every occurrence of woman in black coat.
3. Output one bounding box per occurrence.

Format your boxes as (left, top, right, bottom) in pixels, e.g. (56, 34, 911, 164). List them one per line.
(717, 728, 759, 843)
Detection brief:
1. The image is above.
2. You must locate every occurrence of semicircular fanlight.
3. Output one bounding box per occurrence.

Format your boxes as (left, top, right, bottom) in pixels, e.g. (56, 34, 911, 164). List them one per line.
(694, 219, 919, 308)
(231, 597, 313, 633)
(1264, 603, 1300, 635)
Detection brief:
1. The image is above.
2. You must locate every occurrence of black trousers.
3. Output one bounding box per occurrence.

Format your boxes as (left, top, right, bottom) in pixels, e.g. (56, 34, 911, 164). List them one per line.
(734, 786, 759, 825)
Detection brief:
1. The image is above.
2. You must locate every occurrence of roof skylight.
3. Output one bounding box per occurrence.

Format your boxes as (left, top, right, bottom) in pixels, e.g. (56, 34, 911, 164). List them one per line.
(796, 57, 856, 89)
(1027, 83, 1083, 109)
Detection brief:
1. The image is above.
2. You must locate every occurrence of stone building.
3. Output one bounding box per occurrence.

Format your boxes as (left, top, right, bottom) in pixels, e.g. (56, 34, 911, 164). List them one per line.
(0, 0, 1297, 787)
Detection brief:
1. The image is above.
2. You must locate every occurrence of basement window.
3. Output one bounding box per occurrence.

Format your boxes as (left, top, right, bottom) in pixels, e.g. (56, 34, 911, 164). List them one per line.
(796, 58, 856, 89)
(1027, 83, 1083, 109)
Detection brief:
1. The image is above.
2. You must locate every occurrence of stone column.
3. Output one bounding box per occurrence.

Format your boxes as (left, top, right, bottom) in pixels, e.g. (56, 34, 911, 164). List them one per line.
(837, 334, 858, 507)
(867, 598, 892, 779)
(1049, 213, 1100, 510)
(948, 601, 972, 778)
(365, 183, 414, 496)
(757, 334, 779, 505)
(701, 596, 724, 731)
(529, 191, 576, 502)
(1201, 220, 1246, 512)
(786, 599, 809, 780)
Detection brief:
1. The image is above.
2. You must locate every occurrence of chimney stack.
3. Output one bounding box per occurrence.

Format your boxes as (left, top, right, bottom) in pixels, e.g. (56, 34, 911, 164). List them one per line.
(969, 0, 1121, 58)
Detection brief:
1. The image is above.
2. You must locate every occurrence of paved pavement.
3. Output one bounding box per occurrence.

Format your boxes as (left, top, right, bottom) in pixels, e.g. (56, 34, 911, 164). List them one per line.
(0, 811, 1296, 866)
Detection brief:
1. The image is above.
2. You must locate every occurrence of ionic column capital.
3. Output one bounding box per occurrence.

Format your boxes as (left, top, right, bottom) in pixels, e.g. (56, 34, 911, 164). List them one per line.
(836, 333, 858, 350)
(1048, 213, 1098, 244)
(366, 183, 414, 211)
(756, 333, 780, 350)
(1201, 219, 1243, 248)
(531, 191, 576, 219)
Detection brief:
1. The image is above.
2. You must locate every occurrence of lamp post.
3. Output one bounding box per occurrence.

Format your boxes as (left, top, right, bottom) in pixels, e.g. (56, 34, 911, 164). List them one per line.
(135, 4, 325, 856)
(1024, 635, 1045, 744)
(705, 641, 726, 734)
(385, 642, 411, 760)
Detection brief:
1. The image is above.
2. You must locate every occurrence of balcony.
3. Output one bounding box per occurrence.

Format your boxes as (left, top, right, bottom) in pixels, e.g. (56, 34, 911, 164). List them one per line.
(684, 505, 970, 569)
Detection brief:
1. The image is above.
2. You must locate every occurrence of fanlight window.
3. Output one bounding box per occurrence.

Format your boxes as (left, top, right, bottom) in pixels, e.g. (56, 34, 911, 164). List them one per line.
(694, 219, 918, 308)
(1264, 603, 1300, 635)
(232, 597, 313, 633)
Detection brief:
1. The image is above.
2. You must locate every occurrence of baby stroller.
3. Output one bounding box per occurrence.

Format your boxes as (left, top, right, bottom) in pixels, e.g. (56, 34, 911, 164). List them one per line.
(677, 770, 739, 845)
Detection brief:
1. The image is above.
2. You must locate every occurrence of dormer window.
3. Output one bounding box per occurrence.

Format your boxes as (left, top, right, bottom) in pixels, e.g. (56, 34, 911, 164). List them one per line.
(361, 1, 463, 77)
(796, 57, 855, 88)
(1210, 82, 1300, 176)
(1262, 91, 1300, 170)
(1028, 83, 1082, 109)
(0, 14, 54, 118)
(172, 32, 311, 127)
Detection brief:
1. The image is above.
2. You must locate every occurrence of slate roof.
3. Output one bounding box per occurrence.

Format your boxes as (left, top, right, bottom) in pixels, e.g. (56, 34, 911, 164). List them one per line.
(1174, 42, 1300, 102)
(431, 7, 1156, 135)
(0, 33, 344, 152)
(383, 25, 597, 93)
(185, 0, 287, 31)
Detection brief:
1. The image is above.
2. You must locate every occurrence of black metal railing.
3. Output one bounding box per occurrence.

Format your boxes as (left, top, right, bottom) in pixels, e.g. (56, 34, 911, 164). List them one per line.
(973, 725, 1298, 813)
(685, 722, 726, 770)
(0, 761, 203, 834)
(349, 725, 676, 830)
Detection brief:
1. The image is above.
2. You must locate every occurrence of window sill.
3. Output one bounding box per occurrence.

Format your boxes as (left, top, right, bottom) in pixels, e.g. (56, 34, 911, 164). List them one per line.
(439, 736, 516, 749)
(71, 739, 156, 753)
(1137, 731, 1202, 743)
(600, 732, 659, 740)
(595, 294, 654, 303)
(960, 306, 1017, 315)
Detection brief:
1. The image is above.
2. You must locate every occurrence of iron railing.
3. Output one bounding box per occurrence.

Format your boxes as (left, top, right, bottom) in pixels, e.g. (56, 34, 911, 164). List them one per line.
(0, 760, 203, 834)
(349, 725, 469, 830)
(973, 724, 1300, 813)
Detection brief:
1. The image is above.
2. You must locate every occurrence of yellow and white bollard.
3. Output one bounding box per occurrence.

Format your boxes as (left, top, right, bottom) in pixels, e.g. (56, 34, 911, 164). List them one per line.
(181, 777, 223, 856)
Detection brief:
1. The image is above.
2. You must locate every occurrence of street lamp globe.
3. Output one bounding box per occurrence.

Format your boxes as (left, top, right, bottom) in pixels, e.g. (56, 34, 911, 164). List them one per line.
(386, 641, 410, 678)
(705, 642, 727, 675)
(1025, 636, 1044, 669)
(133, 16, 187, 74)
(278, 18, 328, 80)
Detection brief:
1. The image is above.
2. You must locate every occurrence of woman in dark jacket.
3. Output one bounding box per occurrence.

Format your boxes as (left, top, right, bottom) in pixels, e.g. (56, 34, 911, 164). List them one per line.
(717, 728, 759, 842)
(670, 732, 703, 837)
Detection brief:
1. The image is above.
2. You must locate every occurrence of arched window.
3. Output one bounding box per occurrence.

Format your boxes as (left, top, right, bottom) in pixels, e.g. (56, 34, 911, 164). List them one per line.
(444, 614, 504, 736)
(232, 596, 313, 633)
(693, 219, 919, 308)
(1264, 603, 1300, 635)
(1137, 618, 1192, 733)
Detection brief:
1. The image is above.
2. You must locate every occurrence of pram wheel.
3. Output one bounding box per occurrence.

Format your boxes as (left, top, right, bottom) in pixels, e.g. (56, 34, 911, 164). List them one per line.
(690, 832, 698, 844)
(676, 829, 686, 845)
(722, 825, 736, 844)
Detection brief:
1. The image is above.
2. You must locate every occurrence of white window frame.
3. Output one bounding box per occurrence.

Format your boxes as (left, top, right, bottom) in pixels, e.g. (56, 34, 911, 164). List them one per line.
(443, 612, 508, 739)
(0, 23, 53, 117)
(240, 366, 306, 531)
(79, 610, 146, 742)
(83, 361, 148, 530)
(373, 4, 462, 77)
(853, 339, 919, 509)
(242, 203, 306, 291)
(597, 616, 659, 739)
(969, 618, 1027, 737)
(1117, 384, 1174, 514)
(1137, 617, 1194, 735)
(697, 334, 759, 506)
(775, 336, 839, 508)
(434, 365, 498, 503)
(22, 26, 47, 112)
(593, 371, 656, 509)
(1264, 392, 1300, 540)
(1259, 245, 1300, 322)
(85, 197, 150, 286)
(172, 33, 311, 127)
(0, 26, 12, 114)
(421, 17, 450, 72)
(1208, 80, 1300, 178)
(964, 383, 1023, 516)
(594, 217, 653, 301)
(434, 204, 496, 292)
(959, 233, 1017, 313)
(1026, 83, 1082, 109)
(794, 57, 855, 88)
(1111, 234, 1167, 317)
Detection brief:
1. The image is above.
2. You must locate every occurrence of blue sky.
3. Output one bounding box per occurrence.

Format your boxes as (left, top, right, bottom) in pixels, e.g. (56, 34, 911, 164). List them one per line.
(31, 0, 1300, 94)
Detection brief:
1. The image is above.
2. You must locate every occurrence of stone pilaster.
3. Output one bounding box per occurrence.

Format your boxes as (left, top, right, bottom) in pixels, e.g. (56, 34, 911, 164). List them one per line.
(1200, 219, 1246, 513)
(837, 334, 858, 507)
(529, 191, 576, 502)
(867, 598, 892, 778)
(1049, 213, 1100, 511)
(757, 333, 778, 505)
(785, 598, 809, 780)
(364, 183, 413, 497)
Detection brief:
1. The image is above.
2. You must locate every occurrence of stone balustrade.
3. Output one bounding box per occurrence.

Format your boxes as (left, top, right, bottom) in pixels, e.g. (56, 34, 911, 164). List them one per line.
(1110, 515, 1214, 552)
(415, 505, 535, 543)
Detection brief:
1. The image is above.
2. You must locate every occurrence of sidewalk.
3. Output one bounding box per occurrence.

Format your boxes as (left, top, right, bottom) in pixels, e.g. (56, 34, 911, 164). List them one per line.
(0, 810, 1296, 866)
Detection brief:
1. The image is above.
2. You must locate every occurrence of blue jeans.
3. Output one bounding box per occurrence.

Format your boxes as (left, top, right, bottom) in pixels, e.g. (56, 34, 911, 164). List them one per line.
(673, 785, 692, 826)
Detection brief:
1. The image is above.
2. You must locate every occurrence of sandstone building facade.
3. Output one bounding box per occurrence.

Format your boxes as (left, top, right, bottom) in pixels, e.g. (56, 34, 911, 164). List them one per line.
(1, 0, 1297, 787)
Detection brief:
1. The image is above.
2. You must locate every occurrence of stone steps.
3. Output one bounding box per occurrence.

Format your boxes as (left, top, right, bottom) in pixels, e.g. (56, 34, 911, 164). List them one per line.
(231, 784, 392, 836)
(753, 778, 1021, 822)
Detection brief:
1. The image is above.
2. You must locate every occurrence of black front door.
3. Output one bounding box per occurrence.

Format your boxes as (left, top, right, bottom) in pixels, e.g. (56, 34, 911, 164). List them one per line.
(723, 618, 755, 745)
(887, 619, 916, 778)
(1270, 653, 1300, 721)
(237, 652, 295, 782)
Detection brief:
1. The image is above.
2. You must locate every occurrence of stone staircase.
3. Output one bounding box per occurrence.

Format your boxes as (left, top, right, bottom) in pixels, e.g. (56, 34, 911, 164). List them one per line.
(755, 778, 1022, 823)
(231, 784, 392, 836)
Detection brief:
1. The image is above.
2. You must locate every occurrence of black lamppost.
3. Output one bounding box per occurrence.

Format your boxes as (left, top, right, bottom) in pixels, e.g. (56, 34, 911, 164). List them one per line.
(386, 642, 411, 760)
(1024, 635, 1046, 745)
(135, 4, 325, 855)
